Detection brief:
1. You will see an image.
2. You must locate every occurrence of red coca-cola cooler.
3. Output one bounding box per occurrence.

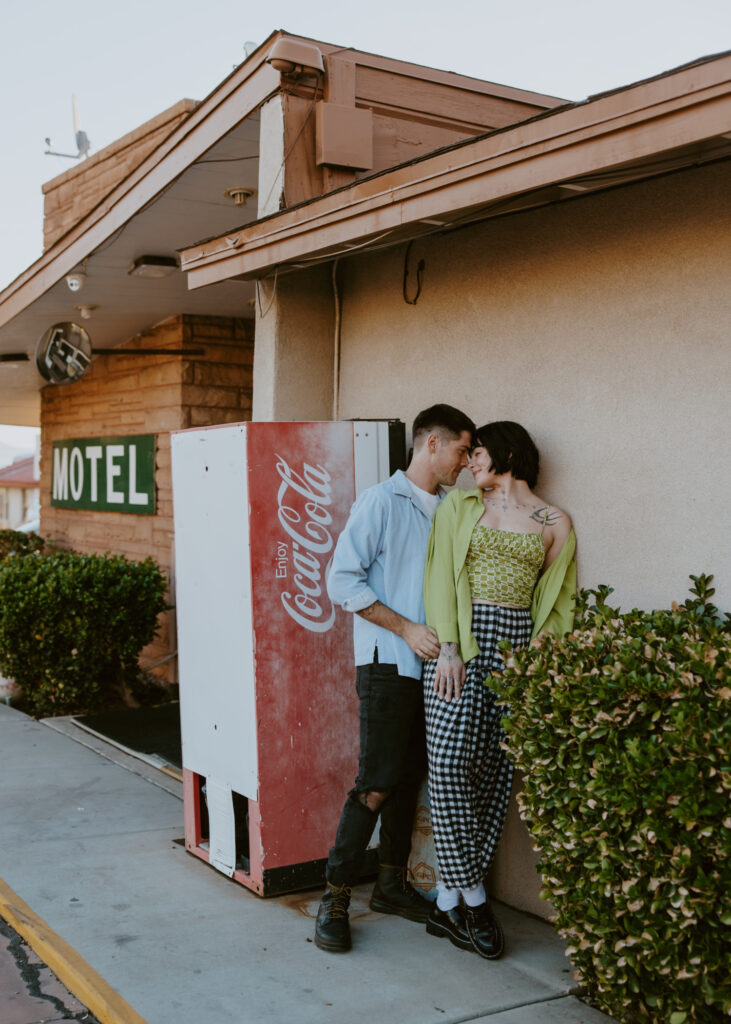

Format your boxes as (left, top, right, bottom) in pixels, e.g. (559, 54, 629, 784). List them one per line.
(170, 420, 405, 895)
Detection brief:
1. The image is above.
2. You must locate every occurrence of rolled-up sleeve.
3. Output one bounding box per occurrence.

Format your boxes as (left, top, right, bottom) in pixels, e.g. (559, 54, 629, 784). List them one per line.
(327, 489, 385, 613)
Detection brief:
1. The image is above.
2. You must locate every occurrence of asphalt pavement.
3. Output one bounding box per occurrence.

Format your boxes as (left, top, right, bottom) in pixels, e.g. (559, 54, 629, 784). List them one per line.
(0, 703, 617, 1024)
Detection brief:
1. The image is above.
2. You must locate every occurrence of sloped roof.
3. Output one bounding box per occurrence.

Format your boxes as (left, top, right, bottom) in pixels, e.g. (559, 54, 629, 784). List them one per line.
(180, 51, 731, 285)
(0, 456, 38, 486)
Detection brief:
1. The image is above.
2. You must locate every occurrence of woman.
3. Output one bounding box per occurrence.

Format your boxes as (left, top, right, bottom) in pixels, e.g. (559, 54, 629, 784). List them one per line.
(422, 421, 576, 959)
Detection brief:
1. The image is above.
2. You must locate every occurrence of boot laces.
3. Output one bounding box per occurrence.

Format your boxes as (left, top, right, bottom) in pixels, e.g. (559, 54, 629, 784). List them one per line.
(398, 867, 418, 894)
(326, 883, 352, 918)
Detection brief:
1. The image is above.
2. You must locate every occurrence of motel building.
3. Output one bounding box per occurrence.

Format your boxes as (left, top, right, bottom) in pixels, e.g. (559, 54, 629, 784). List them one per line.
(0, 32, 729, 914)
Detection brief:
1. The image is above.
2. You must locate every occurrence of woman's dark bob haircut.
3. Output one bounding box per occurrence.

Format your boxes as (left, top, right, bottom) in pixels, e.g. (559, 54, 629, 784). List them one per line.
(474, 421, 540, 489)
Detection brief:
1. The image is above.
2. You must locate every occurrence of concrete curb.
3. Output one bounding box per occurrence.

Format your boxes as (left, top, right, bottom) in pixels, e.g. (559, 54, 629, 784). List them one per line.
(0, 876, 149, 1024)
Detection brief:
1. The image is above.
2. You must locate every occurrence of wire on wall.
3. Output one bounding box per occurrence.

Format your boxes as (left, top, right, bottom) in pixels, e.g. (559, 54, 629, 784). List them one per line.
(256, 268, 279, 318)
(402, 240, 425, 304)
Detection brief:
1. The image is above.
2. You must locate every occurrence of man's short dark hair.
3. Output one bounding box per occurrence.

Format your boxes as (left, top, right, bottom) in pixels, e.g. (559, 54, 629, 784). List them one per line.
(412, 404, 475, 444)
(474, 421, 540, 489)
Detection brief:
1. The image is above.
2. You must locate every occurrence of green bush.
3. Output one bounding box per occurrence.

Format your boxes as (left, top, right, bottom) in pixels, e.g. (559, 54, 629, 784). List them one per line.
(495, 575, 730, 1024)
(0, 550, 168, 717)
(0, 528, 46, 560)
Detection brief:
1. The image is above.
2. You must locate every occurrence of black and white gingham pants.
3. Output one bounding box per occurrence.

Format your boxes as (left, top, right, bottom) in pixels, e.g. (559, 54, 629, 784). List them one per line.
(423, 604, 533, 890)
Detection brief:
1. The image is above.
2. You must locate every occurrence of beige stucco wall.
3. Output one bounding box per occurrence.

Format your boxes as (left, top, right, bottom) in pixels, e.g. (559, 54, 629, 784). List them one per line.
(337, 162, 731, 615)
(253, 263, 335, 421)
(257, 161, 730, 917)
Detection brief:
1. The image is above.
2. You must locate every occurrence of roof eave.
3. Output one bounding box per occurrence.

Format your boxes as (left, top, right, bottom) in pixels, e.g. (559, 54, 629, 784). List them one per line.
(180, 53, 731, 286)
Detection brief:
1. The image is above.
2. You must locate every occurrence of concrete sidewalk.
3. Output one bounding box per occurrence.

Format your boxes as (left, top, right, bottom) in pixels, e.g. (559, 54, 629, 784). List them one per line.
(0, 703, 616, 1024)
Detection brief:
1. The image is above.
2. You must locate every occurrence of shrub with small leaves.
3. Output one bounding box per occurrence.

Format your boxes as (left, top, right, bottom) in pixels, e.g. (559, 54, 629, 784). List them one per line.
(0, 529, 46, 560)
(0, 550, 168, 717)
(495, 575, 730, 1024)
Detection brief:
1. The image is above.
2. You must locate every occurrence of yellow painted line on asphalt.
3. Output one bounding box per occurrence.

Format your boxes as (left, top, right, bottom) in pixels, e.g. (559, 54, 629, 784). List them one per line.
(0, 876, 149, 1024)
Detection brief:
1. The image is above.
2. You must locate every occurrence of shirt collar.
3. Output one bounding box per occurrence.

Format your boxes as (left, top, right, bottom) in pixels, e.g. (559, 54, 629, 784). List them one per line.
(392, 469, 446, 505)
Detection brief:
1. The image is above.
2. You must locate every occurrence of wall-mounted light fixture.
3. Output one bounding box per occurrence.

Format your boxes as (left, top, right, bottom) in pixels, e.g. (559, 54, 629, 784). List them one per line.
(128, 255, 178, 278)
(265, 38, 324, 77)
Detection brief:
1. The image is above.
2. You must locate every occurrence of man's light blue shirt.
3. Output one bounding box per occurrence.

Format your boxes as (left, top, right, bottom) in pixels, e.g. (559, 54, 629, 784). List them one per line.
(327, 469, 441, 679)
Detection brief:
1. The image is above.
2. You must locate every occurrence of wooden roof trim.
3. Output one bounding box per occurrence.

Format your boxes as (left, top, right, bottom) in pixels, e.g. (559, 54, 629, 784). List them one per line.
(279, 33, 566, 106)
(181, 55, 731, 286)
(0, 29, 564, 333)
(0, 32, 284, 329)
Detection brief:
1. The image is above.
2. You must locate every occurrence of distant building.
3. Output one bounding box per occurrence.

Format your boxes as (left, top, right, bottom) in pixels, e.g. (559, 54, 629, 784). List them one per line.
(0, 455, 39, 530)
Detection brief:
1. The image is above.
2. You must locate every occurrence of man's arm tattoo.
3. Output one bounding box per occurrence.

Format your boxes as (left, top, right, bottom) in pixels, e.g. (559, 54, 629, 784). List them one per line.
(358, 601, 384, 620)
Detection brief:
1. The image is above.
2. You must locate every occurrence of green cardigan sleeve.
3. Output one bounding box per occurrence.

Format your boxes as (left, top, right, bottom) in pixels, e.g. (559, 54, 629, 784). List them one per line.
(424, 489, 481, 662)
(424, 493, 460, 644)
(530, 528, 577, 639)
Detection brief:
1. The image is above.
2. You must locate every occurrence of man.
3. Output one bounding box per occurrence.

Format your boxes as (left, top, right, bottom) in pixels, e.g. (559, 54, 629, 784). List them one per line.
(314, 404, 475, 953)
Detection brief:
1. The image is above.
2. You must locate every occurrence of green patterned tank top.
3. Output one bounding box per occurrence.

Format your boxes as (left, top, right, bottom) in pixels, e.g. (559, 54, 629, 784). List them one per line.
(466, 521, 546, 608)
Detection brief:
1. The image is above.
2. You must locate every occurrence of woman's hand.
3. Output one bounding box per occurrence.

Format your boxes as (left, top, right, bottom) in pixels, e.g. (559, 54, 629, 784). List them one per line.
(434, 642, 465, 702)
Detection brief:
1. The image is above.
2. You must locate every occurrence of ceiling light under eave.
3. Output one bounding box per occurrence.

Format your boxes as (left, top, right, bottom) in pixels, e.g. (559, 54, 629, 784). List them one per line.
(223, 187, 257, 207)
(128, 255, 179, 279)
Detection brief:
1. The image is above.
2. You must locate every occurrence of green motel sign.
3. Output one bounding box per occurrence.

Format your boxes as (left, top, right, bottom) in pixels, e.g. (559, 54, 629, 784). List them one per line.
(51, 435, 156, 514)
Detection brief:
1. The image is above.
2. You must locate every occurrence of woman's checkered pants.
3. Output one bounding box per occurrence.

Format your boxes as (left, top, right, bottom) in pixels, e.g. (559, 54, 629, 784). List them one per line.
(422, 604, 533, 890)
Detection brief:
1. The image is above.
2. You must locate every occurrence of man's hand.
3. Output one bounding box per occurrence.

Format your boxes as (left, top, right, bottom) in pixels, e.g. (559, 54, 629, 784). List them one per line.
(400, 621, 441, 660)
(357, 601, 440, 660)
(434, 642, 465, 702)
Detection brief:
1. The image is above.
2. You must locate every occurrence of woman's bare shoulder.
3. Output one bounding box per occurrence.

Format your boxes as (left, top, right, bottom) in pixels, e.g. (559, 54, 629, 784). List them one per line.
(529, 496, 572, 531)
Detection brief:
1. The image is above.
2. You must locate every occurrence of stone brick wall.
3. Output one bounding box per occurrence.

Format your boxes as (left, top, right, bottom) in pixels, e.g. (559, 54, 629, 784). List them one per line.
(42, 100, 197, 250)
(39, 314, 254, 682)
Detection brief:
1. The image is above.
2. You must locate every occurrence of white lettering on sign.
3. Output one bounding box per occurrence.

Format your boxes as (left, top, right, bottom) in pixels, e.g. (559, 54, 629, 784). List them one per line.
(52, 447, 69, 500)
(51, 439, 153, 512)
(106, 445, 125, 504)
(85, 446, 103, 502)
(275, 541, 288, 579)
(70, 448, 84, 501)
(128, 445, 149, 506)
(275, 454, 336, 633)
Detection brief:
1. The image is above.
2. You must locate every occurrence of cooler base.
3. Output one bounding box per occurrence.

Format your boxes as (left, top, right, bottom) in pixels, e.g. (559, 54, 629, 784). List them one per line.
(184, 842, 378, 897)
(183, 768, 378, 897)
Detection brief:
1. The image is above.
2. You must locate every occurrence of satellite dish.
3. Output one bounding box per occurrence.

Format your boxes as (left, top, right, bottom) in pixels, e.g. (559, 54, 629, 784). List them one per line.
(35, 322, 92, 384)
(44, 94, 91, 160)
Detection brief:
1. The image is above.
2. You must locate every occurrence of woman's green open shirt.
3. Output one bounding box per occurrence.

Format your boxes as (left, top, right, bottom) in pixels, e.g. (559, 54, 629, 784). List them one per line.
(424, 488, 576, 661)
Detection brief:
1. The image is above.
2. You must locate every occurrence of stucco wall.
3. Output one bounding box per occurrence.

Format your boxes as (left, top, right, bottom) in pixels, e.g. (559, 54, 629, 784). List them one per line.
(330, 162, 728, 918)
(337, 162, 731, 615)
(254, 160, 729, 918)
(253, 263, 335, 421)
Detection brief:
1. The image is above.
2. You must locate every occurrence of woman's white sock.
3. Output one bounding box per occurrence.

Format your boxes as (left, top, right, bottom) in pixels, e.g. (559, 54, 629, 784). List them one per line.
(436, 881, 460, 911)
(461, 882, 486, 907)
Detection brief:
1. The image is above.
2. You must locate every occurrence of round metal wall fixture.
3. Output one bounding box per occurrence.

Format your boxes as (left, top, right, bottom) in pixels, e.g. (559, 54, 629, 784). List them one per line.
(35, 322, 92, 384)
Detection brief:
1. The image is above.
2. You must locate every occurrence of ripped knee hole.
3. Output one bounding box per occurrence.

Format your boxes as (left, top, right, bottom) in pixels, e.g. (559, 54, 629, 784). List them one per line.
(356, 789, 390, 812)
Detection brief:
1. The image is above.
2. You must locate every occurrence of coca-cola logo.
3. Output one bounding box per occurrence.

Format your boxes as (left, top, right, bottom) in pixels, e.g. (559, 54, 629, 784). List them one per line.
(275, 454, 336, 633)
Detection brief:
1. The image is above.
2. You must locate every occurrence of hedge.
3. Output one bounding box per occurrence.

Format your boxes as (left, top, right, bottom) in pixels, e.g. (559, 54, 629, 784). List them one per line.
(495, 575, 730, 1024)
(0, 549, 168, 717)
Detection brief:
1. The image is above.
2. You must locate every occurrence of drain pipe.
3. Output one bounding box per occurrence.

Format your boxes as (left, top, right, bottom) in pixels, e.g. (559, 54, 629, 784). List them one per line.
(332, 258, 342, 420)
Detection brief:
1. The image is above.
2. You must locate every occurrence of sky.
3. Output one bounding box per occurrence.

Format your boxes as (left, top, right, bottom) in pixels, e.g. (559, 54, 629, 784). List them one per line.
(0, 0, 729, 452)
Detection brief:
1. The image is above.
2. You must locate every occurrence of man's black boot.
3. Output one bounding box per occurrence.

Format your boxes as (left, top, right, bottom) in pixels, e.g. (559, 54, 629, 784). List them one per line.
(426, 902, 473, 951)
(463, 900, 504, 960)
(314, 883, 352, 953)
(369, 865, 431, 922)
